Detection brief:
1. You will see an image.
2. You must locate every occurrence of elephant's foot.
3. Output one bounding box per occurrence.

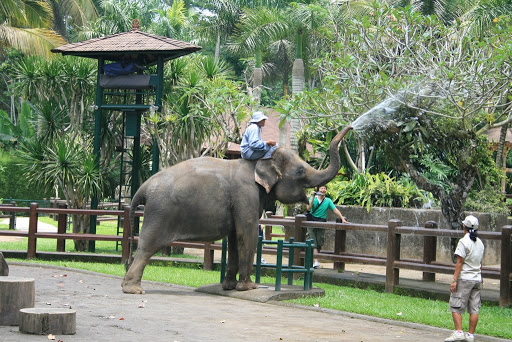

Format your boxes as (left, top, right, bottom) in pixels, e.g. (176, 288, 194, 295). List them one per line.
(222, 278, 238, 290)
(121, 278, 145, 294)
(236, 279, 258, 291)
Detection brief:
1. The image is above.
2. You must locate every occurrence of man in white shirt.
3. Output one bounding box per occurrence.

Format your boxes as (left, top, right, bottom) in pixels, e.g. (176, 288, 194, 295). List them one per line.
(444, 215, 485, 342)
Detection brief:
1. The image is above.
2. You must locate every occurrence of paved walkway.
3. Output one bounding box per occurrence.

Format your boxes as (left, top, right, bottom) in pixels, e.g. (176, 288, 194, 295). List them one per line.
(1, 263, 508, 342)
(0, 217, 57, 233)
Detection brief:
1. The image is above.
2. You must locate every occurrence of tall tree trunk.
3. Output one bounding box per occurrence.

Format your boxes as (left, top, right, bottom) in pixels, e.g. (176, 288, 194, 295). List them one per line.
(252, 68, 262, 105)
(405, 159, 476, 262)
(496, 123, 508, 192)
(214, 32, 221, 63)
(291, 30, 305, 153)
(286, 31, 307, 228)
(72, 214, 90, 252)
(252, 50, 263, 105)
(290, 59, 304, 153)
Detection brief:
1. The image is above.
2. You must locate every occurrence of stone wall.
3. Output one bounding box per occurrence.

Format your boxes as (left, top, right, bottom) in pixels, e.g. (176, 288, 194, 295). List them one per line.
(321, 206, 504, 265)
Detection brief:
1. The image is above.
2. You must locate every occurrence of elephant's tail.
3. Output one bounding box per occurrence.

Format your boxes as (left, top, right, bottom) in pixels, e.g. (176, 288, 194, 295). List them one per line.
(125, 189, 146, 271)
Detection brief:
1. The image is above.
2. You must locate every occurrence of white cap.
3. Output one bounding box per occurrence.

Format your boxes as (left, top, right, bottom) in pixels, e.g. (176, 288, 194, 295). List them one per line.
(250, 111, 269, 123)
(462, 215, 479, 229)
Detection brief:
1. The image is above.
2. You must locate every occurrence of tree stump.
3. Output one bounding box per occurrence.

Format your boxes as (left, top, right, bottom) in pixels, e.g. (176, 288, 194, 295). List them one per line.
(0, 277, 35, 325)
(19, 308, 76, 335)
(0, 252, 8, 276)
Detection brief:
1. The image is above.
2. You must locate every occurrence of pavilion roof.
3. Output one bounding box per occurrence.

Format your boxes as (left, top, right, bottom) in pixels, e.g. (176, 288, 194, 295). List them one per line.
(51, 20, 201, 65)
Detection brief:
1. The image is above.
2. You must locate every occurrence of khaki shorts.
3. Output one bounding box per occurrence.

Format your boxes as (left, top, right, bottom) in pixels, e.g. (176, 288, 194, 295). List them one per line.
(449, 280, 482, 314)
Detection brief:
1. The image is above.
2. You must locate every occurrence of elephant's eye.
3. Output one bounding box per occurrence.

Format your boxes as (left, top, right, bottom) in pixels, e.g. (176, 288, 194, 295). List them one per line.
(295, 167, 306, 177)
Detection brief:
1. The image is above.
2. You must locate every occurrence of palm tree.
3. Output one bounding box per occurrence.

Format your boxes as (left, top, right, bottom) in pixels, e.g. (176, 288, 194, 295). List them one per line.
(47, 0, 98, 39)
(196, 0, 243, 62)
(229, 5, 290, 104)
(0, 0, 66, 56)
(20, 135, 101, 251)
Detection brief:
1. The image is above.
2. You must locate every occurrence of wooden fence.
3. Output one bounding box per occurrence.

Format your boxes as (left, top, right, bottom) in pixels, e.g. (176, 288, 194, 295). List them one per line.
(0, 204, 510, 307)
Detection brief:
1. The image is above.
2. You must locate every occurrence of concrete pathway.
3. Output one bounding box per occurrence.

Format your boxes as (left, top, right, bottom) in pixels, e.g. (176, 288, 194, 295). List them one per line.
(1, 217, 58, 233)
(1, 263, 508, 342)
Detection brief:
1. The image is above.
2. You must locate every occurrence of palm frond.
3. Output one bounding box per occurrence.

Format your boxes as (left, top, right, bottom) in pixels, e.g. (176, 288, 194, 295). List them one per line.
(22, 0, 53, 28)
(61, 0, 99, 27)
(229, 6, 291, 55)
(0, 0, 27, 25)
(0, 25, 67, 57)
(460, 0, 512, 38)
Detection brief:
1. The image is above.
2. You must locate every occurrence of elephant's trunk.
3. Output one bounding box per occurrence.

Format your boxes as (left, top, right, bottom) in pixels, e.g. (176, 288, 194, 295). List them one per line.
(306, 125, 353, 187)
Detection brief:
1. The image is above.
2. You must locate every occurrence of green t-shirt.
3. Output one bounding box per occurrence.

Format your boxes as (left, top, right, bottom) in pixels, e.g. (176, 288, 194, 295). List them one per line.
(309, 196, 336, 219)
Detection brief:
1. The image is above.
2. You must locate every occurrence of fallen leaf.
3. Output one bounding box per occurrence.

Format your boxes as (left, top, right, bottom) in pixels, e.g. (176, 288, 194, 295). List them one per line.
(58, 284, 64, 287)
(108, 315, 115, 319)
(138, 302, 145, 308)
(48, 334, 56, 340)
(119, 317, 125, 320)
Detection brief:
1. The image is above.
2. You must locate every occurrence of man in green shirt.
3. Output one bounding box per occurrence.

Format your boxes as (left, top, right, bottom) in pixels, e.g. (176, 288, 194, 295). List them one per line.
(306, 185, 347, 268)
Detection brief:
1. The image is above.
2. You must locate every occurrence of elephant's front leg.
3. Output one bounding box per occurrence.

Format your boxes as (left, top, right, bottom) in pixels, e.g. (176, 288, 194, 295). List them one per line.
(235, 222, 259, 291)
(222, 230, 239, 290)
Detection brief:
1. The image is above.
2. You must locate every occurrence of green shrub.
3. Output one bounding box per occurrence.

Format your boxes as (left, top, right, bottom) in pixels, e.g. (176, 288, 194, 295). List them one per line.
(0, 151, 53, 201)
(328, 172, 432, 211)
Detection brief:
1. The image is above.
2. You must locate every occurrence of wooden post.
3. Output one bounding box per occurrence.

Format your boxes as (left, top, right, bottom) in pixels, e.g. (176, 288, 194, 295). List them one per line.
(56, 203, 67, 252)
(265, 211, 273, 240)
(121, 206, 132, 264)
(500, 225, 512, 307)
(203, 242, 214, 271)
(8, 201, 15, 230)
(27, 203, 38, 259)
(293, 215, 306, 267)
(423, 221, 437, 281)
(334, 218, 346, 271)
(386, 219, 402, 293)
(0, 277, 35, 325)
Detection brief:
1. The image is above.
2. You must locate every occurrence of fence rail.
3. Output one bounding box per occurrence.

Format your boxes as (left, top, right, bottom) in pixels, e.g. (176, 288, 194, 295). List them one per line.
(0, 204, 510, 307)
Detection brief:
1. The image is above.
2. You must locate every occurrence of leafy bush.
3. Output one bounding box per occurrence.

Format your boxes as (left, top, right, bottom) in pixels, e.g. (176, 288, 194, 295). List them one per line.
(328, 172, 432, 211)
(0, 150, 53, 201)
(465, 185, 509, 215)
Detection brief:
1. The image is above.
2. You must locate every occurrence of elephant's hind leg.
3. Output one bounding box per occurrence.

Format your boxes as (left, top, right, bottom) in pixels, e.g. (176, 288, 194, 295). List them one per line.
(222, 230, 239, 290)
(122, 227, 170, 294)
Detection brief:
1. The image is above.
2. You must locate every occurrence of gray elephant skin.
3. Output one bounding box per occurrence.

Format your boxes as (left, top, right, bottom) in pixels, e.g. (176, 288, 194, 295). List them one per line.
(121, 126, 353, 294)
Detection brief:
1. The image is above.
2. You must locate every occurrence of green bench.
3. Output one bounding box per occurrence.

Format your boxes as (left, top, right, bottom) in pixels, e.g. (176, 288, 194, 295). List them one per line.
(220, 236, 316, 291)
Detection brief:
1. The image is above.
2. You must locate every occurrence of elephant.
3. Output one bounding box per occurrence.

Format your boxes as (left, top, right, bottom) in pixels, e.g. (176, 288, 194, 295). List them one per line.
(121, 125, 353, 294)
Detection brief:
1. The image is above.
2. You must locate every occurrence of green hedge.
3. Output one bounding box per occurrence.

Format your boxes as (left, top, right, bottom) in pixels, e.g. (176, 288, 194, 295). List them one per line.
(0, 153, 53, 202)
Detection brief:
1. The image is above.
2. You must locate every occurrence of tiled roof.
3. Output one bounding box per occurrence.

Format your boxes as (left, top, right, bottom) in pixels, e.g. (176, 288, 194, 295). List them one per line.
(51, 29, 201, 64)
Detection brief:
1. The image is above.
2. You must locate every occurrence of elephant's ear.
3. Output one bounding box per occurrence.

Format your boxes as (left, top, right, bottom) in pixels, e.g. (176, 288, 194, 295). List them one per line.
(255, 158, 282, 193)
